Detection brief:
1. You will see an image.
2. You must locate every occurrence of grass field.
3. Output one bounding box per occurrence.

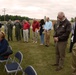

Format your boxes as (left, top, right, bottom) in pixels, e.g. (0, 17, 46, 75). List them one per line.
(0, 29, 72, 75)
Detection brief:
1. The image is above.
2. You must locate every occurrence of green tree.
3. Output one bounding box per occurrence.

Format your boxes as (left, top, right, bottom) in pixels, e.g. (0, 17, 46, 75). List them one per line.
(71, 17, 74, 22)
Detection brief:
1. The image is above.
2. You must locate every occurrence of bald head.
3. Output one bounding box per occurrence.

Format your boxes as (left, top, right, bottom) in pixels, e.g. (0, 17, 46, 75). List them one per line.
(16, 20, 19, 22)
(58, 12, 65, 21)
(46, 17, 50, 22)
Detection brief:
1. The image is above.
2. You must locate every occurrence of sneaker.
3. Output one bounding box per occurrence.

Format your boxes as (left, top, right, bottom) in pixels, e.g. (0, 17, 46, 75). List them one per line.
(40, 44, 43, 45)
(26, 41, 28, 43)
(72, 72, 76, 75)
(45, 45, 49, 47)
(35, 41, 37, 43)
(72, 70, 76, 75)
(52, 64, 59, 66)
(23, 41, 26, 43)
(33, 41, 35, 43)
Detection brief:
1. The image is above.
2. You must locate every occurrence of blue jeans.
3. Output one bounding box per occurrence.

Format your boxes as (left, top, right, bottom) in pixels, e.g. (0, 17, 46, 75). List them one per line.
(40, 33, 44, 44)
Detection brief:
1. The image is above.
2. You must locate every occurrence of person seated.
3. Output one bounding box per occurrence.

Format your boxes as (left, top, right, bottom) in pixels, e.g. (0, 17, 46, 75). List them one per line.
(0, 31, 12, 60)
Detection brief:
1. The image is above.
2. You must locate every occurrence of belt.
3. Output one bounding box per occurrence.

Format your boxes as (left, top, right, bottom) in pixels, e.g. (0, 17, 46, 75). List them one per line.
(48, 29, 51, 31)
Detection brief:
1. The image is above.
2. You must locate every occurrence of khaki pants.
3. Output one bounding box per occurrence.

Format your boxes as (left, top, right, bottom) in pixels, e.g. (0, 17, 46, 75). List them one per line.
(72, 43, 76, 74)
(55, 41, 67, 68)
(44, 30, 51, 46)
(33, 32, 38, 42)
(23, 29, 29, 42)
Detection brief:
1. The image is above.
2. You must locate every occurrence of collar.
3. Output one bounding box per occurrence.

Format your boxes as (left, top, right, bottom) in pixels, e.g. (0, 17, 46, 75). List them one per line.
(62, 18, 66, 21)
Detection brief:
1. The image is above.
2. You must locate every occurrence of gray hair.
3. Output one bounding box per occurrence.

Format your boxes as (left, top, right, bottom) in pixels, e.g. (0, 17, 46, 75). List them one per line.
(58, 12, 65, 17)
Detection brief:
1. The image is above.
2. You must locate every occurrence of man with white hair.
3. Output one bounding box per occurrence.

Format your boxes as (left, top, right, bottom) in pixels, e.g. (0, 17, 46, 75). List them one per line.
(53, 12, 71, 71)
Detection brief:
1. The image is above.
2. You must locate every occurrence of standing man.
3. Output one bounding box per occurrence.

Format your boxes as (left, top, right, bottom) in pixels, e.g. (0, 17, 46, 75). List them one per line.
(71, 18, 76, 75)
(53, 12, 71, 71)
(14, 20, 21, 41)
(69, 17, 76, 53)
(44, 17, 52, 47)
(7, 20, 13, 41)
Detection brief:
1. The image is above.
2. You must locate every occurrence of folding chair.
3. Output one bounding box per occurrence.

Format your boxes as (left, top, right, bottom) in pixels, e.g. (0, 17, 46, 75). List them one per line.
(5, 51, 23, 75)
(23, 65, 37, 75)
(0, 45, 12, 63)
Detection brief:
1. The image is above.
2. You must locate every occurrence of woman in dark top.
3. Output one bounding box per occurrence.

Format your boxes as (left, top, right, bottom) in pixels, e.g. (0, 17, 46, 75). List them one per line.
(0, 31, 9, 60)
(39, 19, 45, 45)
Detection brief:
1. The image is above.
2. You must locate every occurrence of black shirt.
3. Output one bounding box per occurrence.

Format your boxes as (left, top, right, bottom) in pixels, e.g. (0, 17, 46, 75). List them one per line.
(39, 24, 44, 35)
(73, 22, 76, 43)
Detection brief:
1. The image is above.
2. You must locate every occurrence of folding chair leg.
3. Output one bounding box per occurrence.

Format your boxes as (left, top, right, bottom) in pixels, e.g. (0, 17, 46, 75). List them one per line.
(4, 67, 6, 72)
(22, 72, 25, 75)
(15, 71, 17, 75)
(22, 69, 24, 75)
(11, 73, 13, 75)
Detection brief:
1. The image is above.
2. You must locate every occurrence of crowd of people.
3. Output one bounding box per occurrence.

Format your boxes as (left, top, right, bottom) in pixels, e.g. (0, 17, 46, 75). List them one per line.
(0, 11, 76, 75)
(0, 17, 53, 46)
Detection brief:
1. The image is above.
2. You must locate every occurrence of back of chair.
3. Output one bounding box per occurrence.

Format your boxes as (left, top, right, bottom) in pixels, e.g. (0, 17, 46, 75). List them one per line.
(15, 51, 23, 64)
(9, 45, 12, 50)
(24, 66, 37, 75)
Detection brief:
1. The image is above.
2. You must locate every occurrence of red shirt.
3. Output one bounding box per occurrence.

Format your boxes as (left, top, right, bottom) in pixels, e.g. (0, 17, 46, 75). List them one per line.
(23, 22, 30, 30)
(32, 21, 40, 32)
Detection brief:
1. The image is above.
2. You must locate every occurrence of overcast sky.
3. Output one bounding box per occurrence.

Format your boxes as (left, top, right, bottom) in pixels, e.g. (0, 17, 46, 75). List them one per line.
(0, 0, 76, 20)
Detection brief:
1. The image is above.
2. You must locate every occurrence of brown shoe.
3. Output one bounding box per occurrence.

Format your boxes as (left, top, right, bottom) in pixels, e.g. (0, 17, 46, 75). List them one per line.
(72, 70, 76, 75)
(55, 67, 63, 71)
(52, 64, 59, 66)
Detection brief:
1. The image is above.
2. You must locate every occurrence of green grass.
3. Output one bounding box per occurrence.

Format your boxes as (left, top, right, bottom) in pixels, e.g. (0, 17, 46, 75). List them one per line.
(0, 29, 72, 75)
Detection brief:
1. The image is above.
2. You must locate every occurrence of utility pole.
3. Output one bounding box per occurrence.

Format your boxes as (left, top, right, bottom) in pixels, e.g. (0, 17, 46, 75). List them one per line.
(44, 16, 46, 22)
(3, 8, 6, 21)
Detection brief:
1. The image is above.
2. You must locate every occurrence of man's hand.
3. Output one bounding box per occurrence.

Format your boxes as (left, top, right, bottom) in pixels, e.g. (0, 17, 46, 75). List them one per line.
(54, 37, 58, 42)
(44, 30, 47, 32)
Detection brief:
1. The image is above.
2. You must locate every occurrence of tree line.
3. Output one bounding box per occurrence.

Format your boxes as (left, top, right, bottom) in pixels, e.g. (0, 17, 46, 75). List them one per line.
(0, 14, 32, 21)
(0, 14, 74, 22)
